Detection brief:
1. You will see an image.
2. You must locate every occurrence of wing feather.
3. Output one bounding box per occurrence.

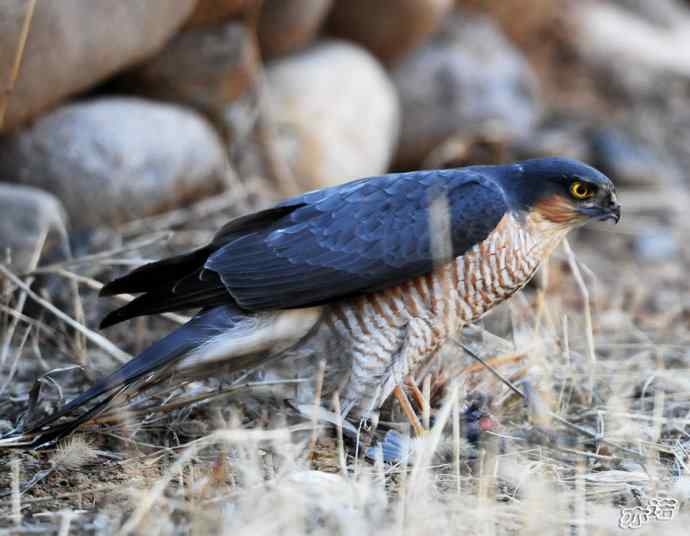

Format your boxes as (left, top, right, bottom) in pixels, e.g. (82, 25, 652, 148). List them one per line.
(100, 168, 509, 324)
(206, 169, 508, 310)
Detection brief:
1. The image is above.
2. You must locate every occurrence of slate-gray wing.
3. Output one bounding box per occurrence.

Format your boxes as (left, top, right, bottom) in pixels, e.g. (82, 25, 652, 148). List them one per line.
(206, 169, 509, 310)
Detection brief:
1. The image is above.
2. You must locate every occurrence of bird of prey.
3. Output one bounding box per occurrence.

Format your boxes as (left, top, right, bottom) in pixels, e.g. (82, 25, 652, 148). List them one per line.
(8, 157, 620, 446)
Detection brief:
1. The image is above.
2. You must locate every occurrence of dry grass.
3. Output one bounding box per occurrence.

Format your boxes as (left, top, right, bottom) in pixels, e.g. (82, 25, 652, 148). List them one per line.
(0, 183, 689, 535)
(0, 0, 36, 130)
(1, 4, 688, 531)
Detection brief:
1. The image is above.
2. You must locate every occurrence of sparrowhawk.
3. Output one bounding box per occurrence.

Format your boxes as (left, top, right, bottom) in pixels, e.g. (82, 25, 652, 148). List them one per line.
(8, 157, 620, 446)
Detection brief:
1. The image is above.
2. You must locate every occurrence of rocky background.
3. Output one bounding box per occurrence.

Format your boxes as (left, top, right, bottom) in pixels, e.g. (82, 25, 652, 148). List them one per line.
(3, 1, 690, 534)
(1, 0, 689, 271)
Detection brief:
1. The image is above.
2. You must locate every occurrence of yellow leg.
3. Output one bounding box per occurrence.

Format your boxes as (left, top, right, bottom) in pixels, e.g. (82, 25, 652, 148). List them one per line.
(393, 385, 425, 437)
(404, 375, 430, 420)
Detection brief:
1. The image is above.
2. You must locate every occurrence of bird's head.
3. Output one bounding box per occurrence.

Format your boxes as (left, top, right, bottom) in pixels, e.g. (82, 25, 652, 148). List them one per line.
(496, 157, 620, 227)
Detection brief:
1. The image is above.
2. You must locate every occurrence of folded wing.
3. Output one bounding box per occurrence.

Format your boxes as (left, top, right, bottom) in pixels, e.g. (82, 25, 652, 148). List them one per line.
(101, 169, 508, 325)
(207, 169, 509, 310)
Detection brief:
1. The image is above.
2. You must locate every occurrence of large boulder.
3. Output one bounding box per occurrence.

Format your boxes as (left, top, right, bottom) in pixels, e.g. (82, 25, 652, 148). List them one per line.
(0, 0, 197, 132)
(0, 184, 67, 273)
(328, 0, 453, 64)
(575, 1, 690, 97)
(259, 40, 400, 190)
(187, 0, 332, 60)
(391, 13, 540, 168)
(512, 116, 592, 164)
(185, 0, 257, 27)
(126, 22, 258, 115)
(610, 0, 687, 27)
(257, 0, 333, 59)
(574, 2, 690, 186)
(590, 127, 678, 188)
(0, 98, 228, 229)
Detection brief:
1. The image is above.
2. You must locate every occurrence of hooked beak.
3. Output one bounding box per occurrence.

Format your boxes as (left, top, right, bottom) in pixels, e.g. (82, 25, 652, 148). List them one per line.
(608, 203, 621, 224)
(577, 196, 621, 224)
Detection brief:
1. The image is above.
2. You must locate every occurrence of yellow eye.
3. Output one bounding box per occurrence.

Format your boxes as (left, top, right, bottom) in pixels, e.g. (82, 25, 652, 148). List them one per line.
(570, 181, 594, 200)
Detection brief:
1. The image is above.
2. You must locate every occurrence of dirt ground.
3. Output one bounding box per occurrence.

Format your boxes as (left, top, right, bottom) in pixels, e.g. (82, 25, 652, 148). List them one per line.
(2, 183, 690, 535)
(3, 1, 690, 534)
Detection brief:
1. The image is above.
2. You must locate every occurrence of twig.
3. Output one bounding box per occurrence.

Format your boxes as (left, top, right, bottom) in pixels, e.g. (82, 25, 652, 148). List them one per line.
(0, 466, 54, 499)
(0, 303, 57, 337)
(0, 324, 32, 397)
(331, 392, 347, 478)
(307, 359, 326, 459)
(1, 228, 46, 370)
(460, 351, 527, 375)
(422, 374, 431, 430)
(5, 484, 122, 506)
(408, 383, 459, 498)
(562, 238, 596, 403)
(244, 0, 302, 196)
(460, 344, 525, 399)
(117, 428, 290, 536)
(11, 457, 21, 525)
(57, 510, 78, 536)
(0, 264, 131, 363)
(452, 389, 462, 495)
(459, 342, 647, 461)
(116, 191, 247, 237)
(27, 232, 173, 276)
(68, 270, 88, 366)
(0, 0, 37, 129)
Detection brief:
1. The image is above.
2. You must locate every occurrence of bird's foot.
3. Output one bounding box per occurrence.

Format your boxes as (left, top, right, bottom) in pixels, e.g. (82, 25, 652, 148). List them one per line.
(393, 383, 427, 437)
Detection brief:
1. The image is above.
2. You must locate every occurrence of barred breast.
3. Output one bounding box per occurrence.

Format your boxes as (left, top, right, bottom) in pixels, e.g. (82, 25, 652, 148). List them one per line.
(324, 212, 569, 415)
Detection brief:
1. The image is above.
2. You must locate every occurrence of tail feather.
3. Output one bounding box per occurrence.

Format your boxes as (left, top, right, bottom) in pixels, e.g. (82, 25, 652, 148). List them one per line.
(99, 249, 234, 329)
(99, 285, 229, 329)
(97, 205, 305, 327)
(99, 246, 213, 297)
(20, 305, 248, 445)
(3, 304, 323, 449)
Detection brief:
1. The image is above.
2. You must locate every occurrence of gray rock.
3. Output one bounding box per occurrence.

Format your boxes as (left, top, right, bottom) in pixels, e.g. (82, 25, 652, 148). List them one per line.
(422, 126, 513, 169)
(512, 117, 592, 163)
(126, 22, 258, 115)
(0, 183, 67, 273)
(258, 0, 333, 59)
(634, 229, 679, 262)
(185, 0, 257, 27)
(328, 0, 453, 64)
(0, 98, 228, 229)
(576, 2, 690, 97)
(260, 40, 400, 190)
(392, 13, 540, 168)
(611, 0, 686, 27)
(0, 0, 197, 132)
(591, 128, 672, 187)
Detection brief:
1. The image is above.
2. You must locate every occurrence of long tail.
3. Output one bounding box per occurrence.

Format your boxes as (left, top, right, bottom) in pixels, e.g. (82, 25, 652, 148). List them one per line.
(0, 305, 262, 448)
